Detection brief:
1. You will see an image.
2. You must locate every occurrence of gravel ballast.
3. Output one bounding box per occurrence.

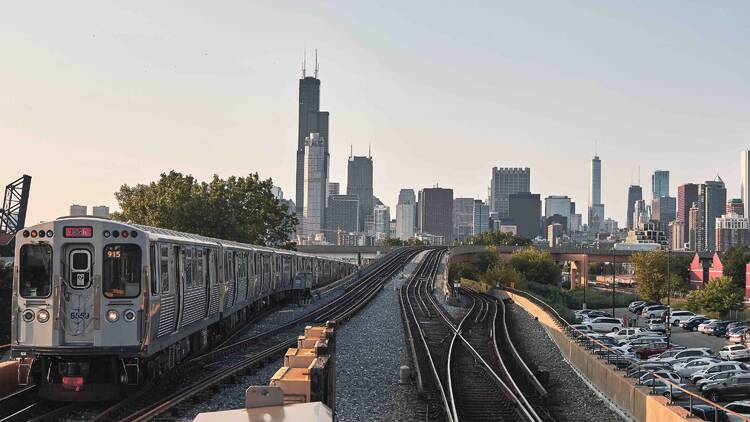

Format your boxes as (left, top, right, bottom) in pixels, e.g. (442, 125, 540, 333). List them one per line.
(506, 302, 626, 422)
(334, 253, 425, 422)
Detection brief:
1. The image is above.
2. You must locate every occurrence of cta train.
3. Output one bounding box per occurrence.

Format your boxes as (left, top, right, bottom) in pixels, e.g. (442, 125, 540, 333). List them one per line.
(11, 214, 356, 400)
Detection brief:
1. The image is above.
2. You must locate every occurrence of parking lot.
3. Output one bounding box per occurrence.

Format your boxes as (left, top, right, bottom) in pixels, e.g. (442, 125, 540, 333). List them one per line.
(612, 308, 729, 351)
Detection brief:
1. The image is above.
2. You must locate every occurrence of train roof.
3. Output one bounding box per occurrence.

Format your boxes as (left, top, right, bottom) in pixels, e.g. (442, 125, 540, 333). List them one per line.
(49, 216, 343, 262)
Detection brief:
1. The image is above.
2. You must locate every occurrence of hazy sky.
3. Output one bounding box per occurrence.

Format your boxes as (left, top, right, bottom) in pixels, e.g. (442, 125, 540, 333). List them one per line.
(3, 1, 750, 227)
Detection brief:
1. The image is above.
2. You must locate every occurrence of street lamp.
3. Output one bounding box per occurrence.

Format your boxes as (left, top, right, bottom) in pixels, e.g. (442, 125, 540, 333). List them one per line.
(612, 247, 616, 318)
(666, 246, 672, 348)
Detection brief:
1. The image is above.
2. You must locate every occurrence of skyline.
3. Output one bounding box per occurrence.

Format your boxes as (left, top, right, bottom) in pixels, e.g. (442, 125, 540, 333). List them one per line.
(3, 1, 750, 226)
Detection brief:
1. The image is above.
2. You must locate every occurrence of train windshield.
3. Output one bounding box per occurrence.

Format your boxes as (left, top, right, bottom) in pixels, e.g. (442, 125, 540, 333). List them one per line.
(103, 244, 141, 298)
(20, 244, 52, 298)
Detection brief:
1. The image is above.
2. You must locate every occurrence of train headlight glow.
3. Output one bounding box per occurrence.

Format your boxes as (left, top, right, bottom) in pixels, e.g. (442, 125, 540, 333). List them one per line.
(37, 309, 50, 323)
(106, 310, 119, 323)
(22, 310, 35, 322)
(30, 230, 38, 238)
(123, 309, 136, 322)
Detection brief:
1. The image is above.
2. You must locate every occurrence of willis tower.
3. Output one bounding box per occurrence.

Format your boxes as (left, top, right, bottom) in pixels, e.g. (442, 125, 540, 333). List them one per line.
(295, 51, 329, 231)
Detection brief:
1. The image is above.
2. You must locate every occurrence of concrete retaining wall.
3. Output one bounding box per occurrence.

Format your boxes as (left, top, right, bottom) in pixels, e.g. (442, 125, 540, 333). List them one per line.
(506, 291, 691, 422)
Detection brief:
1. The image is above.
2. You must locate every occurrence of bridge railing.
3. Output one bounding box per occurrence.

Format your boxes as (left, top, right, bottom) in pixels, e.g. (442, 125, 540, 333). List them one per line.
(504, 286, 747, 421)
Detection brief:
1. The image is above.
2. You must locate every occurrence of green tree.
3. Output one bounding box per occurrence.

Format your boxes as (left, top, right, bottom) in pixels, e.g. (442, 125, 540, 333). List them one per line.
(465, 231, 532, 247)
(383, 238, 404, 247)
(686, 276, 744, 315)
(632, 250, 689, 302)
(507, 247, 561, 285)
(113, 171, 297, 248)
(721, 246, 750, 289)
(481, 263, 524, 288)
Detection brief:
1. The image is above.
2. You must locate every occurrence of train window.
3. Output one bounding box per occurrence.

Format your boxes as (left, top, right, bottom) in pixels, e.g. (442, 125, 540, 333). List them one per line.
(103, 244, 141, 298)
(20, 244, 52, 298)
(160, 245, 170, 293)
(184, 248, 193, 288)
(150, 244, 158, 295)
(196, 249, 204, 286)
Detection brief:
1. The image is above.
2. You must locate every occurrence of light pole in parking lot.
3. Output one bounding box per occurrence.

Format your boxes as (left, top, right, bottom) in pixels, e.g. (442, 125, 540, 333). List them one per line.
(666, 246, 671, 348)
(611, 247, 616, 318)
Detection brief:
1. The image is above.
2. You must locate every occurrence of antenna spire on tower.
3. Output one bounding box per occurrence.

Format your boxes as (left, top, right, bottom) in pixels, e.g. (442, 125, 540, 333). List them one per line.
(368, 143, 371, 158)
(314, 49, 319, 79)
(350, 144, 353, 158)
(302, 49, 307, 78)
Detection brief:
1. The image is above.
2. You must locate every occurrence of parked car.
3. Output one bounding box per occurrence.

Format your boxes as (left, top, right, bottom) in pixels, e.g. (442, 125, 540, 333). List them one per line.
(668, 310, 696, 326)
(711, 321, 734, 337)
(634, 341, 674, 360)
(723, 400, 750, 421)
(606, 327, 648, 342)
(697, 370, 748, 391)
(641, 377, 687, 400)
(720, 345, 750, 361)
(650, 348, 714, 365)
(729, 328, 750, 344)
(648, 318, 667, 333)
(682, 316, 710, 331)
(626, 361, 673, 377)
(581, 311, 613, 323)
(628, 300, 646, 313)
(727, 321, 749, 332)
(691, 362, 749, 384)
(703, 373, 750, 403)
(638, 370, 682, 385)
(698, 319, 722, 333)
(684, 405, 730, 422)
(568, 324, 595, 336)
(642, 305, 669, 319)
(674, 358, 723, 378)
(587, 317, 623, 333)
(631, 301, 659, 314)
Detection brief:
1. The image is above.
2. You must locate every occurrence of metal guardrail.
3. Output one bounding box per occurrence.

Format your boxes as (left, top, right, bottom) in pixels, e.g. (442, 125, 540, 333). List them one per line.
(504, 287, 750, 422)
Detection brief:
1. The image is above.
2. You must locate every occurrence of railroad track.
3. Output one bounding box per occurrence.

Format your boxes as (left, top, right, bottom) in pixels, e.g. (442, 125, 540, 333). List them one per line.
(0, 384, 75, 422)
(85, 246, 423, 422)
(402, 249, 549, 422)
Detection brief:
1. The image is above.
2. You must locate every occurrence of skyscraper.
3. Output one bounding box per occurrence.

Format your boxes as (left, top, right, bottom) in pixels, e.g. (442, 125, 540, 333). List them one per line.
(742, 150, 750, 218)
(395, 189, 416, 240)
(296, 54, 329, 231)
(373, 205, 391, 240)
(472, 200, 489, 236)
(489, 167, 530, 218)
(418, 187, 454, 244)
(651, 196, 676, 229)
(728, 198, 744, 216)
(453, 198, 475, 242)
(588, 155, 604, 232)
(302, 133, 328, 240)
(327, 182, 340, 197)
(626, 185, 643, 230)
(325, 194, 359, 243)
(697, 177, 727, 252)
(652, 170, 670, 199)
(346, 153, 373, 231)
(678, 183, 699, 243)
(509, 192, 542, 239)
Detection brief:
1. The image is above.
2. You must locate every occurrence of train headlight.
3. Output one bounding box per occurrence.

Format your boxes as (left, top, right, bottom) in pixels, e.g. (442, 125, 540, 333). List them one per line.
(46, 230, 53, 238)
(123, 309, 136, 322)
(106, 310, 119, 323)
(103, 230, 111, 238)
(22, 310, 35, 322)
(37, 309, 50, 323)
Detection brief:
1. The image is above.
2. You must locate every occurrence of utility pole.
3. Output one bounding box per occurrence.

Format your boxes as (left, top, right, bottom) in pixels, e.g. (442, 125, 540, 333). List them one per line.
(612, 247, 616, 317)
(667, 247, 672, 348)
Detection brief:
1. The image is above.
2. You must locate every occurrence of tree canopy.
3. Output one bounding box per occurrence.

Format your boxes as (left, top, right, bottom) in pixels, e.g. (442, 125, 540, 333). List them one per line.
(113, 171, 297, 248)
(686, 276, 744, 315)
(631, 250, 688, 302)
(721, 246, 750, 290)
(382, 237, 427, 247)
(464, 231, 532, 247)
(507, 247, 562, 285)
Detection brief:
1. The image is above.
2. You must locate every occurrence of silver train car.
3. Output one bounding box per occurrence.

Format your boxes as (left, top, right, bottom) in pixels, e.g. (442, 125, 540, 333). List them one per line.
(11, 215, 355, 400)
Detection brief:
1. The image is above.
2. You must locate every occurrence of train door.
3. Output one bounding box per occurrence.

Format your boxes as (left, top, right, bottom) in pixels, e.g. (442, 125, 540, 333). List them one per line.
(148, 244, 160, 342)
(62, 244, 95, 345)
(203, 248, 211, 318)
(248, 251, 256, 300)
(173, 245, 182, 333)
(155, 244, 175, 338)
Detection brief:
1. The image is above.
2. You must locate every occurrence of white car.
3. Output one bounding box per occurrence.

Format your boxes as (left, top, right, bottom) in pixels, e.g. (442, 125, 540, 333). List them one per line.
(690, 362, 748, 384)
(647, 318, 666, 332)
(720, 345, 750, 361)
(697, 319, 721, 333)
(724, 400, 750, 422)
(642, 305, 669, 319)
(696, 370, 747, 391)
(638, 370, 682, 385)
(606, 327, 647, 342)
(587, 317, 623, 333)
(640, 378, 688, 400)
(668, 310, 696, 326)
(673, 358, 722, 378)
(649, 348, 714, 364)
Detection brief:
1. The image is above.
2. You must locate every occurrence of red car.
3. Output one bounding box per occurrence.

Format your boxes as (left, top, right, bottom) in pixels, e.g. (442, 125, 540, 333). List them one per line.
(634, 341, 674, 359)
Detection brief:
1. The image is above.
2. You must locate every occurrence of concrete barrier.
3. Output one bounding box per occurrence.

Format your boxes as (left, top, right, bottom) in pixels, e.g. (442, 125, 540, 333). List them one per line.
(506, 291, 690, 422)
(0, 360, 19, 395)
